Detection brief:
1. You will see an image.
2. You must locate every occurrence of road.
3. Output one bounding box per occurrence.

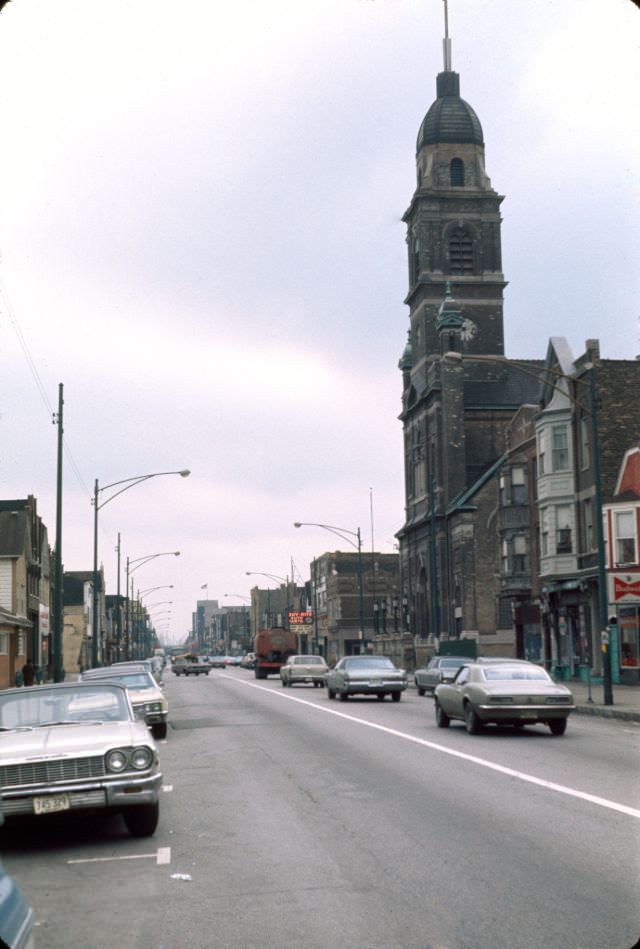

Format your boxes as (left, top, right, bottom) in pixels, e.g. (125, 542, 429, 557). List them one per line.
(2, 668, 639, 949)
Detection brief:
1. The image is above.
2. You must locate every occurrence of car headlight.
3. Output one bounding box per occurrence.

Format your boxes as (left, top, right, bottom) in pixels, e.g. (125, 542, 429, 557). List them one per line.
(130, 746, 153, 770)
(106, 749, 128, 772)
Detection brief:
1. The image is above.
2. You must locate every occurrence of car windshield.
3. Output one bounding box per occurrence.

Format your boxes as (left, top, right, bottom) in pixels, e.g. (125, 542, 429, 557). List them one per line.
(343, 657, 395, 670)
(0, 684, 131, 729)
(83, 672, 155, 689)
(483, 667, 550, 682)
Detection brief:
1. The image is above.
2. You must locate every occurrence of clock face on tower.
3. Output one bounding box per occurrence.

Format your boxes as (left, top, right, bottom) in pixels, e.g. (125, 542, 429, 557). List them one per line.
(461, 317, 477, 342)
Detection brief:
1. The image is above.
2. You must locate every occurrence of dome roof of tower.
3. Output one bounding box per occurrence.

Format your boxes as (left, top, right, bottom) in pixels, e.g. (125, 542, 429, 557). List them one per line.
(417, 71, 484, 152)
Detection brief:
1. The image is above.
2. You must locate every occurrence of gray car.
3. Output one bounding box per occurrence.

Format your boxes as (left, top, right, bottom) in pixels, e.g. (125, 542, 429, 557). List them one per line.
(414, 656, 469, 695)
(0, 681, 162, 837)
(434, 661, 575, 735)
(326, 655, 408, 702)
(280, 655, 328, 688)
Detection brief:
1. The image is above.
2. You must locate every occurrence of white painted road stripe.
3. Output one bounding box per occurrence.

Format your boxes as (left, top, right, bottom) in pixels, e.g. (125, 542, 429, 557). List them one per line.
(68, 847, 171, 866)
(223, 675, 640, 821)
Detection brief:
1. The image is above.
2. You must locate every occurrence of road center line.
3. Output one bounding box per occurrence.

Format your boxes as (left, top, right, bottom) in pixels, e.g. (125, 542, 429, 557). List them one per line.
(223, 676, 640, 821)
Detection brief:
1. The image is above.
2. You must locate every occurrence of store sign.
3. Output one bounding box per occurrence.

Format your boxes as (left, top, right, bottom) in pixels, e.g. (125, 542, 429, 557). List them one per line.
(288, 611, 313, 635)
(610, 573, 640, 604)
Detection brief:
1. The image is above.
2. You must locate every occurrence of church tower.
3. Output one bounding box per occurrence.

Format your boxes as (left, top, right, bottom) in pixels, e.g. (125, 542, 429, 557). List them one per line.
(397, 6, 541, 646)
(403, 12, 506, 362)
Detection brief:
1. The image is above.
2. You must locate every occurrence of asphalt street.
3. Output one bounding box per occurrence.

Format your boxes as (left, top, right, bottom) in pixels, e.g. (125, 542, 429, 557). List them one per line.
(2, 669, 639, 949)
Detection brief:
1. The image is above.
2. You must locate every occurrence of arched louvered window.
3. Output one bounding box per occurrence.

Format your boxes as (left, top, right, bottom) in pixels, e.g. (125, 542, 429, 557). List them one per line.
(450, 158, 465, 186)
(412, 237, 421, 283)
(449, 227, 473, 274)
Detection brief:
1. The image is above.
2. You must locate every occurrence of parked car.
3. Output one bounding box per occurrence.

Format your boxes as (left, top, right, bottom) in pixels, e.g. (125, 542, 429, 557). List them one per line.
(414, 655, 469, 695)
(0, 799, 35, 949)
(280, 655, 328, 688)
(326, 655, 408, 701)
(110, 658, 162, 684)
(80, 667, 169, 739)
(434, 661, 575, 735)
(0, 681, 162, 837)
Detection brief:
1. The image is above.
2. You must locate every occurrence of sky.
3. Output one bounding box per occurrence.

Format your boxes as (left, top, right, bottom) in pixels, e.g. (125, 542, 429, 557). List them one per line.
(0, 0, 638, 646)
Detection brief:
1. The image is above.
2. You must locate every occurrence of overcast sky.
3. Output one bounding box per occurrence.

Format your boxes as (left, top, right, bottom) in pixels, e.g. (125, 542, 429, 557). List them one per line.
(0, 0, 638, 646)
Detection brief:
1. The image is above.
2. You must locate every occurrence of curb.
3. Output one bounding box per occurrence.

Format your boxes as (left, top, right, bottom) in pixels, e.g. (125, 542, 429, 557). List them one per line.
(573, 705, 640, 724)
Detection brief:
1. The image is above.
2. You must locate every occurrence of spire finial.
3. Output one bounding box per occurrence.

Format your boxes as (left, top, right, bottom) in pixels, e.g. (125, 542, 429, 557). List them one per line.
(443, 0, 452, 71)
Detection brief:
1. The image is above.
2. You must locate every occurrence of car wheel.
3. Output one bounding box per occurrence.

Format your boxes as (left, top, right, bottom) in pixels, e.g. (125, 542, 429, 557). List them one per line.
(152, 722, 167, 740)
(376, 692, 385, 701)
(327, 688, 335, 699)
(391, 692, 401, 703)
(548, 718, 567, 736)
(281, 678, 286, 687)
(417, 687, 426, 697)
(464, 702, 482, 735)
(122, 802, 159, 838)
(435, 701, 450, 728)
(339, 691, 349, 701)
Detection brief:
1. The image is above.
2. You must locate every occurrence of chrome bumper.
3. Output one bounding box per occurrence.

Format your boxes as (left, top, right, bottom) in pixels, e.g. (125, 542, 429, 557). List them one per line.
(1, 771, 162, 817)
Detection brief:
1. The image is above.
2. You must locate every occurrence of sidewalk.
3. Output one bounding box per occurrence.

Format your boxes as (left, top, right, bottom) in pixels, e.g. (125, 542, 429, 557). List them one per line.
(569, 679, 640, 723)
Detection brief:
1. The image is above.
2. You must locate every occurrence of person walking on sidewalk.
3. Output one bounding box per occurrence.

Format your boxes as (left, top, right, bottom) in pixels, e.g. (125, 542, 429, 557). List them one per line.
(21, 659, 35, 686)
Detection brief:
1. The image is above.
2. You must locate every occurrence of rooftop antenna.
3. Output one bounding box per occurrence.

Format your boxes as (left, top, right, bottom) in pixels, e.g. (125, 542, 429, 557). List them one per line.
(443, 0, 452, 71)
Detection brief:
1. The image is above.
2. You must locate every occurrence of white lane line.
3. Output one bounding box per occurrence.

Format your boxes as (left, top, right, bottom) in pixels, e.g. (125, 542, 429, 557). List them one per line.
(222, 675, 640, 821)
(68, 847, 171, 866)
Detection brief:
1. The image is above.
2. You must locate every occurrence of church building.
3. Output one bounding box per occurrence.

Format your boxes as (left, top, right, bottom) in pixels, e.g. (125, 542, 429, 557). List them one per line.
(396, 17, 543, 654)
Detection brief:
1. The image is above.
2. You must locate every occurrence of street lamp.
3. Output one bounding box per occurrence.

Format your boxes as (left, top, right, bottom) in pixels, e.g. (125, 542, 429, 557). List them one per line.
(245, 571, 289, 629)
(125, 551, 181, 660)
(294, 521, 365, 641)
(91, 468, 189, 666)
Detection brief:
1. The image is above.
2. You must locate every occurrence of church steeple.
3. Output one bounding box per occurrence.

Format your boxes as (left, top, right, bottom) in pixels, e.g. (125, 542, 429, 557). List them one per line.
(402, 0, 506, 364)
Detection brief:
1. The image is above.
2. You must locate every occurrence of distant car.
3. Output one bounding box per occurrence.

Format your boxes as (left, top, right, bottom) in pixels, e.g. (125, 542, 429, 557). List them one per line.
(434, 661, 575, 735)
(326, 655, 408, 702)
(80, 667, 169, 739)
(0, 681, 161, 837)
(209, 656, 228, 668)
(0, 799, 35, 949)
(280, 655, 328, 688)
(172, 657, 211, 676)
(414, 656, 469, 695)
(224, 655, 243, 667)
(240, 653, 256, 669)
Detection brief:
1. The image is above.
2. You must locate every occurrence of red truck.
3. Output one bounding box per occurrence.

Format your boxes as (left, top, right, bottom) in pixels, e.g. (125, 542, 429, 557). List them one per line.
(253, 627, 298, 679)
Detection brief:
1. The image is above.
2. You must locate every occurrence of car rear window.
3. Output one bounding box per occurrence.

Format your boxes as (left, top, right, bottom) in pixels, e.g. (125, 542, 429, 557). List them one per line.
(483, 667, 550, 681)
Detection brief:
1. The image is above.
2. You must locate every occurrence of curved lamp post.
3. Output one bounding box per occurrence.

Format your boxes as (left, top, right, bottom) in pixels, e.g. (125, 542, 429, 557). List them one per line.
(294, 521, 365, 640)
(245, 571, 289, 629)
(91, 468, 189, 666)
(125, 551, 181, 660)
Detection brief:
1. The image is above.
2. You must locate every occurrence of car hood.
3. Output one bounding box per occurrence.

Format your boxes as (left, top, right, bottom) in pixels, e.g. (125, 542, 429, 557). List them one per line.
(0, 720, 154, 765)
(127, 687, 165, 705)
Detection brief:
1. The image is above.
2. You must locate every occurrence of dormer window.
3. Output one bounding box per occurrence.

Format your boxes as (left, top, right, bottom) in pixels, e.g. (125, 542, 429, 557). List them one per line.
(450, 158, 465, 186)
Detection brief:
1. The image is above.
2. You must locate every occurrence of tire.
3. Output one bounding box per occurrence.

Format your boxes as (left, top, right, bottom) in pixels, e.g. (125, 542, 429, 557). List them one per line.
(417, 687, 426, 697)
(435, 701, 450, 728)
(327, 688, 335, 699)
(152, 722, 167, 740)
(377, 692, 385, 701)
(464, 702, 482, 735)
(122, 802, 159, 838)
(281, 678, 286, 687)
(391, 691, 401, 702)
(548, 718, 567, 736)
(339, 691, 349, 701)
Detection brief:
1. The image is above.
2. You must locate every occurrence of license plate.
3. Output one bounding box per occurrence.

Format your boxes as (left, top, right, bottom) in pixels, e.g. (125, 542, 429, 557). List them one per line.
(33, 794, 70, 815)
(369, 679, 383, 686)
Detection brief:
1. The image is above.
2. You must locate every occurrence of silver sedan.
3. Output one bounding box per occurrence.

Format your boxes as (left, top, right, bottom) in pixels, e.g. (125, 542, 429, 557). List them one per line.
(434, 661, 575, 735)
(326, 655, 407, 702)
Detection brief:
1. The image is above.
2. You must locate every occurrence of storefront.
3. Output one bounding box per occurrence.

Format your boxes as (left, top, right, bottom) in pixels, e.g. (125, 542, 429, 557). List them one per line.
(609, 573, 640, 683)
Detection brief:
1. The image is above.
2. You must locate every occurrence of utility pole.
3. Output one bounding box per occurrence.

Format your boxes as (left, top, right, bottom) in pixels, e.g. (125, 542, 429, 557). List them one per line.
(53, 384, 64, 682)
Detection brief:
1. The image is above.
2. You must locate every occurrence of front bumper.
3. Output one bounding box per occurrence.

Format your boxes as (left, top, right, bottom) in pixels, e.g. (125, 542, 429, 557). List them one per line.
(1, 771, 162, 817)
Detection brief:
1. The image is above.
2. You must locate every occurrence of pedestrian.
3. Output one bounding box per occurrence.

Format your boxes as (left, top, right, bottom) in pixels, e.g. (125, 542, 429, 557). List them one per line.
(22, 659, 35, 687)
